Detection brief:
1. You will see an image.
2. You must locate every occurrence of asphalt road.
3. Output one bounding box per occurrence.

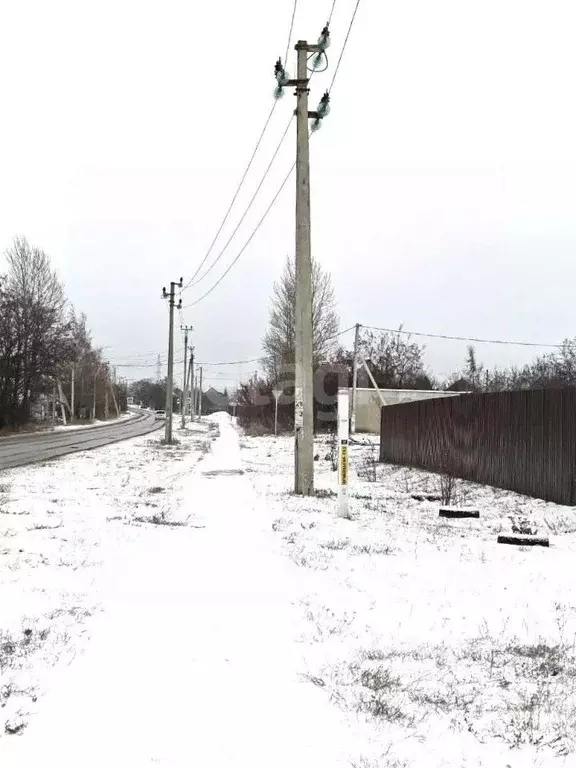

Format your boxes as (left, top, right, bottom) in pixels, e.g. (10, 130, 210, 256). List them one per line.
(0, 411, 164, 471)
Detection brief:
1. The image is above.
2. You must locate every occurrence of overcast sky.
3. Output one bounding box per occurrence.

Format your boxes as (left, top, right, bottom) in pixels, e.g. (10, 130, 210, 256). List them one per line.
(1, 0, 575, 390)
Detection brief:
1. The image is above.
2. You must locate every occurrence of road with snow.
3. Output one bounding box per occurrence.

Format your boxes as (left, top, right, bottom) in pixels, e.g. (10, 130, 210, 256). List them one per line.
(0, 411, 163, 470)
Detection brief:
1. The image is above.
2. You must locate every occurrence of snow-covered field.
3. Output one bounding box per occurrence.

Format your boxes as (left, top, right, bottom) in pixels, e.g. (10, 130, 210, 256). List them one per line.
(2, 414, 576, 766)
(242, 431, 576, 767)
(0, 419, 211, 740)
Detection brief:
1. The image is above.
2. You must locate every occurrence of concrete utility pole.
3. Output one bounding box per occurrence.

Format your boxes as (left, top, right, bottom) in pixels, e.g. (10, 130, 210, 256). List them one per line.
(197, 367, 203, 417)
(181, 325, 193, 428)
(283, 37, 329, 496)
(108, 378, 120, 417)
(186, 348, 193, 418)
(92, 367, 98, 421)
(190, 349, 195, 419)
(351, 323, 361, 434)
(162, 279, 183, 443)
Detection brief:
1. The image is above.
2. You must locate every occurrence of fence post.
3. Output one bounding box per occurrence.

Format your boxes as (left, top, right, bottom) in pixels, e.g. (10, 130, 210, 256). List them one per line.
(338, 388, 350, 519)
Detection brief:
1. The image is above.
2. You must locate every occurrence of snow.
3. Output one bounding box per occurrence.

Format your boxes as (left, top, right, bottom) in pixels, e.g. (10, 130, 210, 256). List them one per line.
(0, 415, 360, 766)
(2, 415, 576, 766)
(241, 431, 576, 767)
(51, 412, 135, 431)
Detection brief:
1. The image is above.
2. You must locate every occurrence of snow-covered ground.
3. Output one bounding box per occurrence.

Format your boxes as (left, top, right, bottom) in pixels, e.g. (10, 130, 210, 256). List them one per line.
(241, 431, 576, 767)
(2, 415, 576, 766)
(0, 411, 135, 439)
(0, 418, 211, 744)
(0, 415, 364, 767)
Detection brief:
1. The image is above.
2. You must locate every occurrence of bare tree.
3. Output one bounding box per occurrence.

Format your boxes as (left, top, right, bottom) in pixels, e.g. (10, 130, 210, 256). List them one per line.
(344, 327, 427, 390)
(262, 255, 339, 380)
(0, 237, 76, 426)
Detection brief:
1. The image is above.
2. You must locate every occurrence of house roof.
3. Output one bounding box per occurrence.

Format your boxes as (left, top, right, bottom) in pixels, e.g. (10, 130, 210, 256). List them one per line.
(204, 387, 229, 406)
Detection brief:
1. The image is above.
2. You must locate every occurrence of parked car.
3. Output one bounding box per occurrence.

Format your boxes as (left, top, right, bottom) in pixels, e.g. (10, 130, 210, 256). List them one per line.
(154, 409, 166, 420)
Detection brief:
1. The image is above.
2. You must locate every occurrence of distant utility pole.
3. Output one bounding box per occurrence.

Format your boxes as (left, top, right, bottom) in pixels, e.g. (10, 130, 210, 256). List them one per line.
(108, 377, 120, 417)
(275, 27, 331, 496)
(351, 323, 361, 434)
(186, 347, 193, 418)
(156, 353, 162, 383)
(181, 325, 193, 428)
(161, 278, 183, 443)
(70, 364, 75, 423)
(190, 348, 195, 418)
(92, 365, 100, 421)
(197, 367, 203, 417)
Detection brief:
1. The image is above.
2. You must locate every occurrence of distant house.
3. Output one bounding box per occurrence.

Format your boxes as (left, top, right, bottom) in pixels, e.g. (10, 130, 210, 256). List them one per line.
(202, 387, 229, 415)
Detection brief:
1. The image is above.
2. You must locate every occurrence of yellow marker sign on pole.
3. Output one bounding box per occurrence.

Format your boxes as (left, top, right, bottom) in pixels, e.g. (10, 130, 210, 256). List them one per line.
(339, 444, 349, 486)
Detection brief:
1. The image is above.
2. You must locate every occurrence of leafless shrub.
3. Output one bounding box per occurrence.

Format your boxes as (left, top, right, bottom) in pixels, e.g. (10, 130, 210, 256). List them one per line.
(350, 757, 408, 768)
(303, 604, 356, 641)
(315, 488, 337, 499)
(350, 542, 394, 556)
(439, 447, 458, 505)
(357, 445, 379, 482)
(133, 513, 188, 527)
(148, 486, 165, 494)
(355, 666, 408, 723)
(288, 546, 330, 570)
(320, 538, 350, 551)
(0, 483, 10, 494)
(0, 627, 46, 673)
(29, 519, 63, 531)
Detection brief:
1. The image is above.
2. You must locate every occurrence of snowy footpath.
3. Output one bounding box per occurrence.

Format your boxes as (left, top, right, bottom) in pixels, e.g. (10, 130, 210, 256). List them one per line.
(2, 414, 355, 767)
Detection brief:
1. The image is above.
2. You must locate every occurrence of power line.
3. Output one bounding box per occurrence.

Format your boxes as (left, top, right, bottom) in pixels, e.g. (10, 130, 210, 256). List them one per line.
(182, 104, 278, 292)
(182, 2, 301, 294)
(362, 325, 563, 349)
(329, 0, 362, 94)
(284, 0, 299, 66)
(195, 328, 355, 367)
(328, 0, 338, 23)
(186, 115, 294, 290)
(182, 160, 296, 309)
(183, 5, 358, 309)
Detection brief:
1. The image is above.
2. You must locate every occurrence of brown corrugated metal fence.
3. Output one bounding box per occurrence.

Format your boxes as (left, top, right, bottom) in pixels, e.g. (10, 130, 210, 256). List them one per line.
(379, 388, 576, 505)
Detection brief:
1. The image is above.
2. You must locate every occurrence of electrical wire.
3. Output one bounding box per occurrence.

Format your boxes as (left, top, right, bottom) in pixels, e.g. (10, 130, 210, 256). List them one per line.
(328, 0, 338, 24)
(182, 0, 355, 309)
(185, 115, 294, 289)
(195, 328, 355, 367)
(362, 325, 563, 349)
(284, 0, 299, 67)
(328, 0, 362, 94)
(182, 159, 296, 309)
(307, 51, 329, 73)
(181, 103, 279, 293)
(182, 1, 300, 294)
